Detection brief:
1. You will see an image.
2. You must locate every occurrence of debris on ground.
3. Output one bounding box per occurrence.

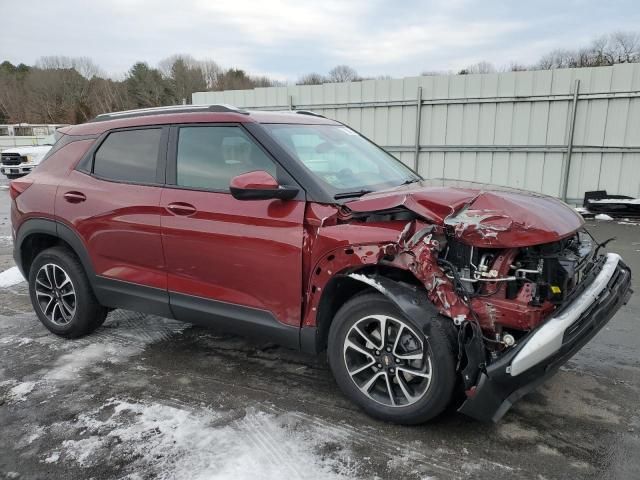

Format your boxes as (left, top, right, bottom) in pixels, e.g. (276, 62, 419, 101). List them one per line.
(583, 190, 640, 218)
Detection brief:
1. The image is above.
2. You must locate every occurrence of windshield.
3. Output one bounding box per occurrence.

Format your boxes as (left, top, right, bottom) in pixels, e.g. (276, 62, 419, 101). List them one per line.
(264, 124, 421, 198)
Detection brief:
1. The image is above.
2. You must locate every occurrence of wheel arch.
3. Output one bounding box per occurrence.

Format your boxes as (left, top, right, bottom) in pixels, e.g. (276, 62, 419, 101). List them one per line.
(310, 265, 441, 354)
(16, 218, 95, 280)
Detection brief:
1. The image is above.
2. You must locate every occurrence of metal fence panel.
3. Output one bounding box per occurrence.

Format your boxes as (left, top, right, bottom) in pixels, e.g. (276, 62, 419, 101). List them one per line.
(192, 64, 640, 203)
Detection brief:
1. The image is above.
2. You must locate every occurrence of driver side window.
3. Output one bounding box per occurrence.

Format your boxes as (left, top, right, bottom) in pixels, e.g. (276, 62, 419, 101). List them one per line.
(176, 126, 277, 191)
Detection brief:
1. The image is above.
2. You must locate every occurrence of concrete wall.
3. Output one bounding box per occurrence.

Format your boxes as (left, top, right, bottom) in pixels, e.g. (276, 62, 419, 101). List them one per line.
(193, 64, 640, 203)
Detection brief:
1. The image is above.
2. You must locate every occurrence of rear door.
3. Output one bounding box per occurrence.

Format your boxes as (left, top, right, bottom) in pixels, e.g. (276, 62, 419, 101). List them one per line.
(160, 124, 305, 332)
(57, 126, 170, 314)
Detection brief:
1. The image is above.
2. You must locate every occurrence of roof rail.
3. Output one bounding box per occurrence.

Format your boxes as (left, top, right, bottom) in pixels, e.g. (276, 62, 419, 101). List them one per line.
(90, 104, 249, 122)
(295, 110, 326, 118)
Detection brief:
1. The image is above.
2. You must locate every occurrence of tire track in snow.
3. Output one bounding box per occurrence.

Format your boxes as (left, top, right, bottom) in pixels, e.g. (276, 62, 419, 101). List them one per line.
(274, 409, 518, 478)
(238, 413, 307, 478)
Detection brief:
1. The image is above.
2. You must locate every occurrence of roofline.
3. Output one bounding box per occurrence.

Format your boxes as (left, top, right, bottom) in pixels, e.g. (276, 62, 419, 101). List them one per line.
(90, 104, 250, 123)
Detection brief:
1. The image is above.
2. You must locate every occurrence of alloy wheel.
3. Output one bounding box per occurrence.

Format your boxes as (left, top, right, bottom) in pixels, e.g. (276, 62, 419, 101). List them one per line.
(34, 263, 77, 326)
(343, 314, 432, 407)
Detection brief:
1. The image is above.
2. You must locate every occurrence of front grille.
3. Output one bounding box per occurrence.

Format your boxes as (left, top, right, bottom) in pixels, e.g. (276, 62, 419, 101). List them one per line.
(1, 153, 25, 166)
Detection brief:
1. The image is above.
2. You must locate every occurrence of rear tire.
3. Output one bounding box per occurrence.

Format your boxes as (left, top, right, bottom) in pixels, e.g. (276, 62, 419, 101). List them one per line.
(328, 292, 457, 424)
(28, 246, 107, 338)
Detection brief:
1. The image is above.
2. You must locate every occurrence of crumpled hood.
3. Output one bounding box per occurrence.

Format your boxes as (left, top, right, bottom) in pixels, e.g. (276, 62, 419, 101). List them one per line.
(345, 182, 584, 247)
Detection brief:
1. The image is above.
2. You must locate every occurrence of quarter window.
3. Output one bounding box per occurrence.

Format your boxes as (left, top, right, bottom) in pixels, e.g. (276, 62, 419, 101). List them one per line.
(176, 126, 277, 190)
(93, 128, 162, 183)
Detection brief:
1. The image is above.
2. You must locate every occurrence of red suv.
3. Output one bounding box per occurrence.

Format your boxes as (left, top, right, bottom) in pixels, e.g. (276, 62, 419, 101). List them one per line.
(10, 105, 632, 424)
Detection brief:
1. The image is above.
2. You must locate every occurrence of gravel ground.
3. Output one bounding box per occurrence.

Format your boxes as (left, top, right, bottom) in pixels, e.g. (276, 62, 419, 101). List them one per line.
(0, 176, 638, 480)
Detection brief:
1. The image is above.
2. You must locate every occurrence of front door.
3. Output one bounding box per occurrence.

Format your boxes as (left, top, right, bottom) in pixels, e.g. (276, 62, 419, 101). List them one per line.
(160, 124, 305, 333)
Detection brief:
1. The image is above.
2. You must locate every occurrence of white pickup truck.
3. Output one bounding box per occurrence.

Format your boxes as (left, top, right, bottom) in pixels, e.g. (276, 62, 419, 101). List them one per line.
(0, 135, 56, 179)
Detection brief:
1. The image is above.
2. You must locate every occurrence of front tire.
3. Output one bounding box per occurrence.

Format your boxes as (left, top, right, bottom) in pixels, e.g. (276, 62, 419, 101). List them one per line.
(28, 246, 107, 338)
(328, 292, 457, 424)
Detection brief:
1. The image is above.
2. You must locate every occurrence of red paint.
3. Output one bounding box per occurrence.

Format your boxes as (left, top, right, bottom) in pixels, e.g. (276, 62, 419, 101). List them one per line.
(346, 183, 584, 247)
(160, 188, 305, 325)
(56, 170, 167, 289)
(12, 112, 587, 338)
(9, 178, 32, 200)
(230, 170, 279, 190)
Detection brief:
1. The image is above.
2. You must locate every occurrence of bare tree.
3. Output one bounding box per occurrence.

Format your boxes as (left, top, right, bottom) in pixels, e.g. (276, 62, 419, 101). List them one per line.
(159, 55, 207, 104)
(36, 55, 102, 79)
(297, 73, 326, 85)
(611, 31, 640, 63)
(460, 61, 497, 75)
(507, 62, 528, 72)
(327, 65, 359, 82)
(199, 59, 222, 90)
(420, 70, 447, 76)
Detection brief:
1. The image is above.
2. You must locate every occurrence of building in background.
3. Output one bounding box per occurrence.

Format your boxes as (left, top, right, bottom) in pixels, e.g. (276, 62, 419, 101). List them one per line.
(0, 124, 67, 151)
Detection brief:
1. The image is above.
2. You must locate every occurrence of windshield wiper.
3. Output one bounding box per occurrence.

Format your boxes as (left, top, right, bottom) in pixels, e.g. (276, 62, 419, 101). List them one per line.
(334, 189, 373, 199)
(400, 178, 421, 185)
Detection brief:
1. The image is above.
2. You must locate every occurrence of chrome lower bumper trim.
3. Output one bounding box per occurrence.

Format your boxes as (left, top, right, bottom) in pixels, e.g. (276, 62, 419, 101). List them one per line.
(510, 252, 621, 376)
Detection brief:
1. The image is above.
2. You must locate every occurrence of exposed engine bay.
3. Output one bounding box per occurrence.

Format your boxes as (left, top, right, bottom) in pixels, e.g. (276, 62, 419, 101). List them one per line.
(377, 217, 605, 393)
(439, 231, 597, 330)
(310, 201, 601, 352)
(390, 220, 601, 348)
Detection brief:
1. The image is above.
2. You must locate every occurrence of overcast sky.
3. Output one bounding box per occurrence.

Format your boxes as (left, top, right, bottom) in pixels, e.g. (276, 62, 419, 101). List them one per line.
(3, 0, 639, 81)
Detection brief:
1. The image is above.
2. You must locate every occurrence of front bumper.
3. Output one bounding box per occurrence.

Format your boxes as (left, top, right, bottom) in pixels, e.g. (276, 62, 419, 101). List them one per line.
(459, 252, 632, 422)
(1, 164, 34, 175)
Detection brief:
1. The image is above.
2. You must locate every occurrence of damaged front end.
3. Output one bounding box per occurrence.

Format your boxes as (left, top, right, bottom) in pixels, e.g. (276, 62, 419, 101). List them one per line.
(311, 185, 632, 421)
(353, 217, 632, 422)
(410, 222, 632, 421)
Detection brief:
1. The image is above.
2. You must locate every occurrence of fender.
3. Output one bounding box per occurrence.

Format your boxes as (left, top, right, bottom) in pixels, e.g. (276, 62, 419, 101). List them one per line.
(15, 217, 96, 279)
(346, 272, 441, 337)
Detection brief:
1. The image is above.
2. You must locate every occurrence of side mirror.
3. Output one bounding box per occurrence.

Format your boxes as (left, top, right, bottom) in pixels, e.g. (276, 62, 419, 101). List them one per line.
(229, 170, 299, 201)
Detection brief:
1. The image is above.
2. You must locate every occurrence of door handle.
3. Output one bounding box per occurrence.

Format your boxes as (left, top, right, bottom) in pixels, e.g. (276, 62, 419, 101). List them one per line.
(63, 191, 86, 203)
(166, 202, 197, 216)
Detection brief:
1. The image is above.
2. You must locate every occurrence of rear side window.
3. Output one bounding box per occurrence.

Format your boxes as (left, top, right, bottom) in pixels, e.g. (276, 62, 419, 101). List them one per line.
(176, 126, 276, 191)
(94, 128, 162, 183)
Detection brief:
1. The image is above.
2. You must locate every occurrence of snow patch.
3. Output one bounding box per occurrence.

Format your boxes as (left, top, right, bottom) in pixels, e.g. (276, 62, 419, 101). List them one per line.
(594, 213, 613, 221)
(44, 452, 60, 463)
(0, 266, 24, 288)
(61, 400, 357, 479)
(46, 343, 141, 381)
(588, 198, 640, 205)
(9, 381, 36, 402)
(0, 235, 13, 245)
(574, 207, 590, 214)
(24, 426, 47, 445)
